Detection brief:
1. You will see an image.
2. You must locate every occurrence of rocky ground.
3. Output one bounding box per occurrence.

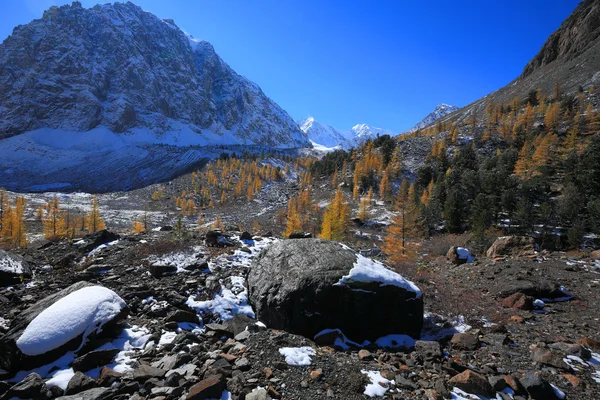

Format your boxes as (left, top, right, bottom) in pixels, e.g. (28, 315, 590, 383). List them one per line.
(0, 225, 598, 400)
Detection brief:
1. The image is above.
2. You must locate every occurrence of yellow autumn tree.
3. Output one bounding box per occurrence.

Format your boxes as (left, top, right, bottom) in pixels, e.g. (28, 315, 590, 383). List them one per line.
(379, 169, 391, 201)
(86, 195, 105, 233)
(132, 220, 145, 233)
(382, 190, 423, 264)
(43, 196, 67, 240)
(284, 197, 303, 236)
(319, 188, 349, 241)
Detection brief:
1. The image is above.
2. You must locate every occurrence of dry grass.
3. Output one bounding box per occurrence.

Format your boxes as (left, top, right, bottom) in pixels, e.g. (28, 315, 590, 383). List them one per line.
(423, 233, 474, 257)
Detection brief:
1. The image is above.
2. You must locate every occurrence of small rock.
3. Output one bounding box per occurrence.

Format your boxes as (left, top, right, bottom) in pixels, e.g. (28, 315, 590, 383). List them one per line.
(186, 374, 225, 400)
(450, 333, 480, 351)
(309, 369, 324, 381)
(72, 349, 120, 372)
(520, 371, 561, 400)
(133, 364, 166, 381)
(502, 293, 534, 310)
(65, 371, 97, 395)
(415, 340, 442, 360)
(358, 349, 372, 361)
(447, 370, 494, 397)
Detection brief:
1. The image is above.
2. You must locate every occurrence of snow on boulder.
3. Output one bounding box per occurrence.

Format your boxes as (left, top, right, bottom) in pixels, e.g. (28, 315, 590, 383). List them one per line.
(0, 250, 33, 287)
(248, 239, 423, 342)
(446, 246, 474, 264)
(0, 282, 129, 372)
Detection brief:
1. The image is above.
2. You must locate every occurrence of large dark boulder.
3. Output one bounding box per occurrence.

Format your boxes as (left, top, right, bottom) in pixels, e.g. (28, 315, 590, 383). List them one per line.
(0, 250, 33, 286)
(247, 239, 423, 342)
(0, 282, 129, 373)
(79, 230, 120, 252)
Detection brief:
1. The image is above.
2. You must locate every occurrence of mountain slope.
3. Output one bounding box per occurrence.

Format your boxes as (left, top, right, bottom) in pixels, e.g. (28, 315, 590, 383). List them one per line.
(408, 104, 459, 132)
(435, 0, 600, 126)
(0, 1, 309, 191)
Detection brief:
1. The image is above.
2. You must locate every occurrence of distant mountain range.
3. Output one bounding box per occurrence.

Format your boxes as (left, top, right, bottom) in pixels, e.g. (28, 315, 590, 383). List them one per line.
(299, 104, 459, 150)
(298, 117, 395, 150)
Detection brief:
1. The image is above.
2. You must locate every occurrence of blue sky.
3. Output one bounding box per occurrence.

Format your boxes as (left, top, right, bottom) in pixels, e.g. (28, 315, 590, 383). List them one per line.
(0, 0, 581, 132)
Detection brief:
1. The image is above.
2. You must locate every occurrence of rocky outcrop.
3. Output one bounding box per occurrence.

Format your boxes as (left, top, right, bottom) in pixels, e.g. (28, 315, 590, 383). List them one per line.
(0, 250, 33, 287)
(0, 2, 308, 148)
(0, 282, 128, 372)
(486, 236, 535, 258)
(247, 239, 423, 342)
(522, 0, 600, 78)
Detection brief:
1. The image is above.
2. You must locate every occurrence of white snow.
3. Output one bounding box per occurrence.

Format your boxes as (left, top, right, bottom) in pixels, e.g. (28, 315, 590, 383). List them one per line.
(186, 275, 254, 321)
(16, 286, 126, 356)
(314, 328, 369, 350)
(551, 384, 565, 399)
(533, 299, 545, 308)
(361, 370, 393, 397)
(375, 334, 416, 349)
(0, 255, 24, 274)
(456, 247, 474, 263)
(0, 317, 10, 330)
(335, 253, 422, 297)
(278, 347, 316, 366)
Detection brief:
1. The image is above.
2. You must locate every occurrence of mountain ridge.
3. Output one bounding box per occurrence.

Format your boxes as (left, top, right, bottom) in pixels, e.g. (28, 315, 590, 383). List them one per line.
(298, 117, 395, 150)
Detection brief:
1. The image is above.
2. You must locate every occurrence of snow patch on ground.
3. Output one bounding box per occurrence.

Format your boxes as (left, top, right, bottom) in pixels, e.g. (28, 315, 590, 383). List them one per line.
(16, 286, 127, 356)
(361, 370, 393, 397)
(0, 255, 24, 274)
(335, 252, 422, 297)
(375, 334, 416, 349)
(279, 347, 316, 366)
(146, 246, 206, 272)
(186, 276, 254, 321)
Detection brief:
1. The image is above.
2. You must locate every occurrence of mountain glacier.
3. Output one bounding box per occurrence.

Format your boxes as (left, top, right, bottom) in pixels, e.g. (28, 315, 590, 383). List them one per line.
(0, 1, 310, 191)
(298, 118, 396, 150)
(409, 104, 459, 132)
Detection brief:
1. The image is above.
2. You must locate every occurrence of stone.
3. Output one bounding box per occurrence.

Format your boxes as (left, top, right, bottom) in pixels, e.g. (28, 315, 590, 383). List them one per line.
(503, 375, 526, 395)
(267, 386, 281, 399)
(246, 388, 270, 400)
(205, 231, 234, 247)
(56, 387, 110, 400)
(288, 232, 313, 239)
(72, 349, 120, 372)
(531, 347, 571, 370)
(98, 367, 122, 386)
(415, 340, 443, 360)
(133, 364, 166, 381)
(520, 371, 561, 400)
(502, 292, 534, 310)
(310, 369, 324, 380)
(79, 230, 120, 252)
(65, 371, 97, 395)
(578, 337, 600, 351)
(4, 372, 51, 399)
(149, 264, 177, 278)
(446, 246, 469, 264)
(234, 330, 251, 341)
(488, 376, 508, 391)
(234, 357, 251, 371)
(358, 349, 372, 360)
(0, 282, 128, 373)
(562, 373, 581, 387)
(247, 239, 423, 342)
(240, 231, 253, 241)
(447, 370, 494, 397)
(0, 250, 33, 286)
(186, 374, 225, 400)
(486, 236, 535, 258)
(450, 333, 480, 351)
(166, 309, 200, 324)
(423, 389, 444, 400)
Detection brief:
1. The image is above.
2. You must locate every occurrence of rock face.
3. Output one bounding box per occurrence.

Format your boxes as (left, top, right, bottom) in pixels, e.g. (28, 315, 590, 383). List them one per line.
(486, 236, 535, 258)
(0, 2, 308, 146)
(0, 250, 33, 286)
(0, 1, 309, 192)
(0, 282, 128, 372)
(247, 239, 423, 342)
(522, 0, 600, 78)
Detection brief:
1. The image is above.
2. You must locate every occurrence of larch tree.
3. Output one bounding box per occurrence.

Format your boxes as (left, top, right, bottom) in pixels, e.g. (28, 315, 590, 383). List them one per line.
(319, 188, 349, 241)
(12, 196, 27, 248)
(382, 189, 422, 264)
(43, 196, 66, 240)
(86, 195, 105, 233)
(284, 197, 303, 236)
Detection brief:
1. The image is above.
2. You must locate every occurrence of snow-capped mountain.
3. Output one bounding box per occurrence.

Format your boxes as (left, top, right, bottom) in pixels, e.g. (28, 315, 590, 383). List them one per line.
(0, 1, 310, 191)
(298, 117, 349, 149)
(299, 118, 396, 150)
(409, 104, 459, 132)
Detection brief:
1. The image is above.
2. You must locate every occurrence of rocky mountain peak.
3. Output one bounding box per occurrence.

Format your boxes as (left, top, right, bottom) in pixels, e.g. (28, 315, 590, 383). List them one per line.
(408, 103, 459, 132)
(522, 0, 600, 78)
(0, 1, 308, 148)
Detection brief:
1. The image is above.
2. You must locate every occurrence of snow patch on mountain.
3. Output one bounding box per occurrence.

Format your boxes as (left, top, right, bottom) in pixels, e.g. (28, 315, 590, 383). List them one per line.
(409, 104, 459, 132)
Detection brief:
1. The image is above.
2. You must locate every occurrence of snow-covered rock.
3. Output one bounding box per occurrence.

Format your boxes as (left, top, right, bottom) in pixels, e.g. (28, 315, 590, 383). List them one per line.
(409, 104, 459, 132)
(248, 239, 423, 342)
(0, 282, 129, 372)
(0, 250, 33, 287)
(278, 347, 316, 366)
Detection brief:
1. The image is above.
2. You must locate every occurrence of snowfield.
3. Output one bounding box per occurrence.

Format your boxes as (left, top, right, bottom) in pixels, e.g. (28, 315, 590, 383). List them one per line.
(16, 286, 127, 356)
